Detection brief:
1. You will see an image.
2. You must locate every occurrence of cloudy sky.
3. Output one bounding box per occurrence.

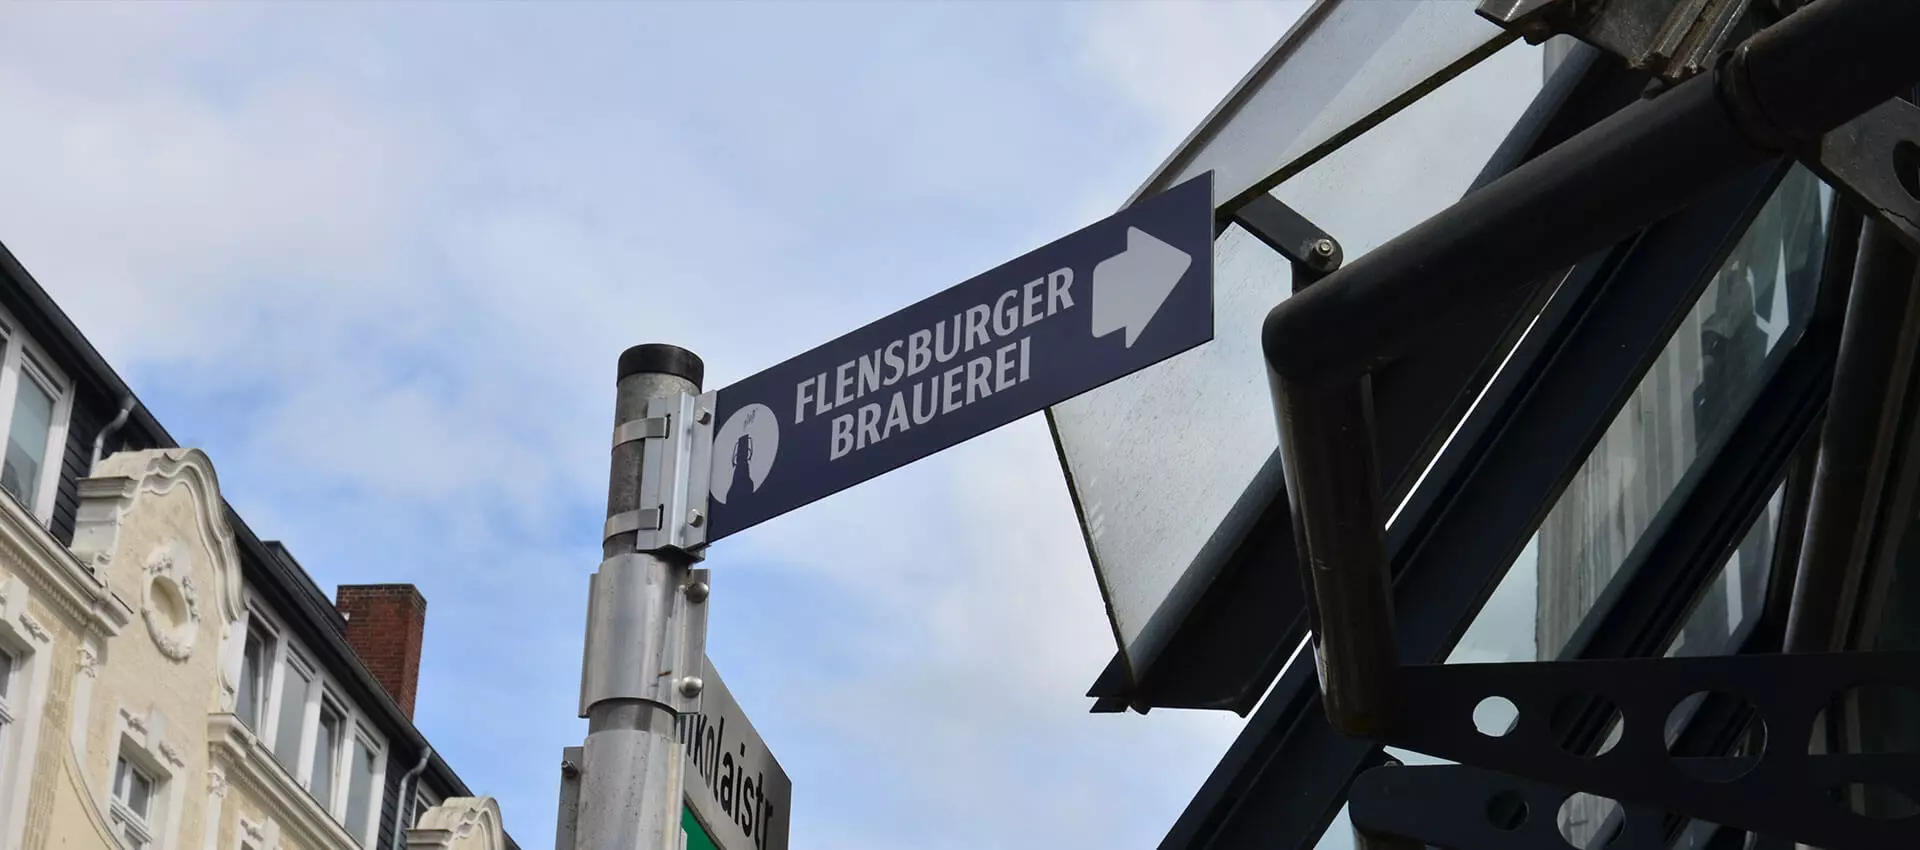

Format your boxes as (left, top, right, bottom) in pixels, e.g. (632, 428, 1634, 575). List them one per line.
(0, 3, 1318, 848)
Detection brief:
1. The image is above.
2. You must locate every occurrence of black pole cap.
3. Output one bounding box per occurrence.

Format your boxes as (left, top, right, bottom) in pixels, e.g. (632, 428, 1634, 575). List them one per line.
(617, 344, 704, 387)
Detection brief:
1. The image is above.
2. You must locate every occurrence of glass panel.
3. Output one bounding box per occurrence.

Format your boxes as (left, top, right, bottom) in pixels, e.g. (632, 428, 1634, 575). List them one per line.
(1666, 487, 1781, 660)
(115, 756, 152, 817)
(127, 766, 151, 817)
(1, 372, 54, 508)
(1141, 0, 1512, 208)
(1452, 166, 1830, 664)
(1449, 536, 1543, 664)
(273, 662, 311, 770)
(238, 625, 270, 731)
(1314, 804, 1356, 850)
(1056, 35, 1546, 674)
(312, 704, 342, 808)
(0, 644, 13, 701)
(346, 738, 377, 841)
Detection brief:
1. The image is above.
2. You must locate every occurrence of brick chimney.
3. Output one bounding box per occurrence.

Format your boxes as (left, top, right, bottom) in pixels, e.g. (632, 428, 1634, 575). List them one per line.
(335, 584, 428, 719)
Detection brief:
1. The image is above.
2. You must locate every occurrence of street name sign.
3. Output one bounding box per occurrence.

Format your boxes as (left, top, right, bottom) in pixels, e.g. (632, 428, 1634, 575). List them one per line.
(678, 656, 791, 850)
(704, 172, 1215, 541)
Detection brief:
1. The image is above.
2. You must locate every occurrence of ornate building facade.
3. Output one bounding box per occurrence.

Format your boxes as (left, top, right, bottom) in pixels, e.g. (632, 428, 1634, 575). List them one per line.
(0, 241, 511, 850)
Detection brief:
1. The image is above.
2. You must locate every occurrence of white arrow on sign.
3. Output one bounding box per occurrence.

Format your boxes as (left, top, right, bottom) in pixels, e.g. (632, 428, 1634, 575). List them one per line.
(1090, 226, 1193, 348)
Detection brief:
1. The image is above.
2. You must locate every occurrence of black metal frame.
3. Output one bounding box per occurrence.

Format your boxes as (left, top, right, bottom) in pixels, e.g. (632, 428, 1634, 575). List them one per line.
(1163, 1, 1920, 847)
(1341, 210, 1905, 844)
(1264, 8, 1920, 728)
(1784, 218, 1920, 654)
(1349, 762, 1800, 850)
(1164, 158, 1794, 850)
(1360, 652, 1920, 849)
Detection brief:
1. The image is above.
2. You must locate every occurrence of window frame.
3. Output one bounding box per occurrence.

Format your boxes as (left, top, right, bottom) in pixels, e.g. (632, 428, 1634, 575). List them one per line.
(269, 644, 315, 772)
(0, 306, 72, 525)
(310, 694, 346, 810)
(236, 618, 276, 733)
(413, 784, 441, 828)
(108, 755, 157, 848)
(240, 596, 388, 845)
(343, 724, 387, 846)
(108, 749, 162, 850)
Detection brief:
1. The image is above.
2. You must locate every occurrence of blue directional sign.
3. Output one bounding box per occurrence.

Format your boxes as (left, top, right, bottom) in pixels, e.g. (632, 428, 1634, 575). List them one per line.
(704, 172, 1214, 542)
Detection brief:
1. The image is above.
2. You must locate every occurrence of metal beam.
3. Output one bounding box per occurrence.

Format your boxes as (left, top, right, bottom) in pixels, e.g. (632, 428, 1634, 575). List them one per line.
(1785, 220, 1920, 652)
(1265, 0, 1920, 384)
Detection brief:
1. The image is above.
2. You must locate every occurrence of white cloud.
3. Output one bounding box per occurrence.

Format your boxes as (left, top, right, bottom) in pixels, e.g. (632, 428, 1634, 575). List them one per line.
(0, 37, 441, 372)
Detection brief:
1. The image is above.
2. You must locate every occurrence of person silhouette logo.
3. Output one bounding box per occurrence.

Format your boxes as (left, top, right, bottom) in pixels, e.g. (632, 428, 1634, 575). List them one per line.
(710, 403, 778, 505)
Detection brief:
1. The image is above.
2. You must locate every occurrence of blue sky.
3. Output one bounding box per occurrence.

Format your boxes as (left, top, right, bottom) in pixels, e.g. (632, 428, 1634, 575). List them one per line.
(0, 3, 1321, 848)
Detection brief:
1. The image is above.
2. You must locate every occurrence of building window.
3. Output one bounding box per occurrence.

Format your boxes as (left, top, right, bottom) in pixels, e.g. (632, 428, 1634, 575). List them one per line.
(311, 699, 344, 809)
(0, 318, 70, 524)
(1, 356, 55, 505)
(414, 786, 439, 827)
(344, 732, 380, 844)
(237, 621, 274, 732)
(109, 754, 157, 850)
(245, 597, 387, 842)
(272, 653, 313, 772)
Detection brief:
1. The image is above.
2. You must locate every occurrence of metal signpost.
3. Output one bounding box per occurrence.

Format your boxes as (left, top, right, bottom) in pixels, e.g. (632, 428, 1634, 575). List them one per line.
(561, 172, 1215, 850)
(571, 345, 714, 850)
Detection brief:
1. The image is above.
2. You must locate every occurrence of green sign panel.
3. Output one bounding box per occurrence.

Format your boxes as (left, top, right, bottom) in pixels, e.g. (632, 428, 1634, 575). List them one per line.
(683, 806, 718, 850)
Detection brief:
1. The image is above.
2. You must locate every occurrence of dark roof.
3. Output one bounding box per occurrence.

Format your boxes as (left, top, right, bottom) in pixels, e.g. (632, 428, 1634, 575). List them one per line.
(0, 239, 519, 849)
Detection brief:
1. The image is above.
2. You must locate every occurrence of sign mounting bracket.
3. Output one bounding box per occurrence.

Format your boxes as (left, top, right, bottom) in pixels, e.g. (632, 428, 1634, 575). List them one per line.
(630, 391, 717, 557)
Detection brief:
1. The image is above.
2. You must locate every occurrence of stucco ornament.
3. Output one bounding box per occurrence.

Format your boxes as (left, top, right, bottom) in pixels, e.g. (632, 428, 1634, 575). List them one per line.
(408, 797, 505, 850)
(82, 449, 248, 691)
(141, 541, 200, 661)
(16, 612, 49, 644)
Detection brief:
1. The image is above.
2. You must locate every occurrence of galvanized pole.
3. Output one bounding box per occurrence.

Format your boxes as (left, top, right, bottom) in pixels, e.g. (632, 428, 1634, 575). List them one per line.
(571, 344, 712, 850)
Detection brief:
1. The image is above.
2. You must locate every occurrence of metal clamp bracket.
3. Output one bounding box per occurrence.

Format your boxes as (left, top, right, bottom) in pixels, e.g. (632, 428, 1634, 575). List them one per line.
(1479, 0, 1757, 84)
(617, 391, 716, 557)
(1229, 194, 1344, 288)
(577, 555, 713, 715)
(612, 417, 669, 447)
(1805, 97, 1920, 254)
(602, 508, 661, 540)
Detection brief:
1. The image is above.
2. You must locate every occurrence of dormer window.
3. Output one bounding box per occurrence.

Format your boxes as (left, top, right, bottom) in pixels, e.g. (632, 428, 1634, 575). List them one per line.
(240, 600, 388, 846)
